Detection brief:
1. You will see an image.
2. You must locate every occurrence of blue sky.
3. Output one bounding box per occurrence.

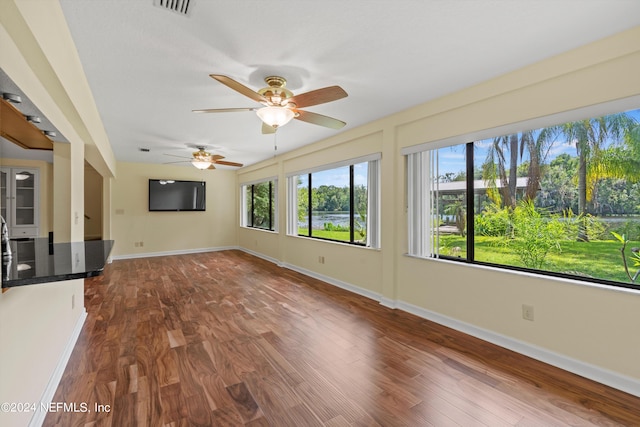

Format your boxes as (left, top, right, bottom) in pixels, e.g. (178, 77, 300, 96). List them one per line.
(311, 163, 368, 187)
(437, 107, 640, 177)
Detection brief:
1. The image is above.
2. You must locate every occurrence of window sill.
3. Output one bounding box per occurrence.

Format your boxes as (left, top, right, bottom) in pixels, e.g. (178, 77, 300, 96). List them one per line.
(287, 233, 380, 251)
(240, 226, 278, 234)
(403, 253, 640, 296)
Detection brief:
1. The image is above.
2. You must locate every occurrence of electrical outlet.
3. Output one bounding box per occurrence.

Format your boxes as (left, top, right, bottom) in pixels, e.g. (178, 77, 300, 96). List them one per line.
(72, 294, 75, 309)
(318, 256, 325, 264)
(522, 304, 535, 321)
(139, 241, 144, 247)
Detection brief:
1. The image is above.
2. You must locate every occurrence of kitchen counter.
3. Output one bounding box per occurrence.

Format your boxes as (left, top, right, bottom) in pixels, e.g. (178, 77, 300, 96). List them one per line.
(1, 238, 113, 288)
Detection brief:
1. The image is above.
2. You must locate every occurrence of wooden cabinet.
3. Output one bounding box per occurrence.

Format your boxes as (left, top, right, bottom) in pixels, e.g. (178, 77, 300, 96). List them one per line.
(0, 167, 39, 238)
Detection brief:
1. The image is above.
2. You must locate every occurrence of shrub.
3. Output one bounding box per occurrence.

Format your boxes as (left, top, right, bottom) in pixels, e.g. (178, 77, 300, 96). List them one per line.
(323, 222, 349, 232)
(475, 204, 511, 237)
(561, 209, 607, 241)
(506, 200, 567, 269)
(611, 220, 640, 242)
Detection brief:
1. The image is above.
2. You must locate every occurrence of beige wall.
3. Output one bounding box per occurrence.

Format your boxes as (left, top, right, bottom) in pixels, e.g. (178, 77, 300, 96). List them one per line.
(111, 162, 238, 257)
(236, 26, 640, 389)
(0, 279, 85, 427)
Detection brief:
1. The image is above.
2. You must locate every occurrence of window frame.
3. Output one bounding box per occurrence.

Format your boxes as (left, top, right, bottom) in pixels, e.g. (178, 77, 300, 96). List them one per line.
(286, 153, 381, 249)
(404, 106, 640, 291)
(240, 177, 278, 232)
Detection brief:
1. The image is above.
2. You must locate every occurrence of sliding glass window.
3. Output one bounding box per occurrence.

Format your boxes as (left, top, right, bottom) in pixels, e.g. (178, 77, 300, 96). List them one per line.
(241, 179, 277, 231)
(406, 107, 640, 290)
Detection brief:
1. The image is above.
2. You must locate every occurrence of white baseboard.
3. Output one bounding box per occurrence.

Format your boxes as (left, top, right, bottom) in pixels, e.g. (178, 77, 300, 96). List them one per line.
(278, 262, 383, 303)
(239, 247, 640, 398)
(239, 248, 281, 266)
(396, 300, 640, 398)
(29, 309, 88, 427)
(111, 245, 240, 260)
(379, 297, 398, 309)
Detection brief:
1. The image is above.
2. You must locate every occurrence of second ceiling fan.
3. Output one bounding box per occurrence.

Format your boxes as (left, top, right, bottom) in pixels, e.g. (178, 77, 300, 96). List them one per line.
(193, 75, 348, 134)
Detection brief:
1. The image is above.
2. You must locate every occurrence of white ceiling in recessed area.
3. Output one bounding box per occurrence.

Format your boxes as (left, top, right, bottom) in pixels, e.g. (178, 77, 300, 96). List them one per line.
(0, 68, 63, 163)
(57, 0, 640, 168)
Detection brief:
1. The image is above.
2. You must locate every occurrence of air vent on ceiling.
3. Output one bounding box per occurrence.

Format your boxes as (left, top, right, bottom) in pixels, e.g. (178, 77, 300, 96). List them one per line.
(153, 0, 192, 16)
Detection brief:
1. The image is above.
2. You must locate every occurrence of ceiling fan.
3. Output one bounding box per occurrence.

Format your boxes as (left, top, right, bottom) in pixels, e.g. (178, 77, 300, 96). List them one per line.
(193, 75, 348, 134)
(164, 146, 243, 170)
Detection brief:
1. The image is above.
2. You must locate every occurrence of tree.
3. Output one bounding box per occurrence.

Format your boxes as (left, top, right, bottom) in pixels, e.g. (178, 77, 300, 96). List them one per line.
(481, 127, 558, 208)
(251, 182, 271, 227)
(560, 113, 637, 240)
(521, 126, 560, 202)
(482, 133, 519, 208)
(536, 154, 578, 213)
(599, 120, 640, 183)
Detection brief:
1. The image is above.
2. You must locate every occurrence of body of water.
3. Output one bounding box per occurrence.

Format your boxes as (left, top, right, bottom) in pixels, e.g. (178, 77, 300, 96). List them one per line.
(299, 212, 350, 229)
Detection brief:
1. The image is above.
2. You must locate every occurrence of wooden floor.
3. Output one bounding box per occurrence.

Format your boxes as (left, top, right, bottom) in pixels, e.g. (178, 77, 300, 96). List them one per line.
(43, 250, 640, 426)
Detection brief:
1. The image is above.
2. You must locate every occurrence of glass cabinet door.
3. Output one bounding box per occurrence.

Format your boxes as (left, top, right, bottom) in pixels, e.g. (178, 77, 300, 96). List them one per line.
(13, 170, 36, 227)
(0, 169, 7, 222)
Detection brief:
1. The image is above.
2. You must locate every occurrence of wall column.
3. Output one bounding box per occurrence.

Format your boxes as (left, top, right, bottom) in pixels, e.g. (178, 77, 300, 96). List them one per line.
(53, 141, 84, 242)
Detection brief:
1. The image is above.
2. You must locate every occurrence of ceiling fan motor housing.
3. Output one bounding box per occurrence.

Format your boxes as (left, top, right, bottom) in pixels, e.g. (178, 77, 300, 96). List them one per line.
(258, 76, 293, 106)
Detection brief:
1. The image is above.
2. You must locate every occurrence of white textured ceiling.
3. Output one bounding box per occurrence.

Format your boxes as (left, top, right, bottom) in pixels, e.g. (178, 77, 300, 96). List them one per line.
(57, 0, 640, 169)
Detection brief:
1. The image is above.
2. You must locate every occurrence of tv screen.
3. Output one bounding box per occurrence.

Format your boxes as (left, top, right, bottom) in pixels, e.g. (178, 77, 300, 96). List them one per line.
(148, 179, 206, 211)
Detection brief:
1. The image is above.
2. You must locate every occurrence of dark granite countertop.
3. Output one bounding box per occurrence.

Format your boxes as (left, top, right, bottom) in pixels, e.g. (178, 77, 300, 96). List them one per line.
(2, 238, 114, 288)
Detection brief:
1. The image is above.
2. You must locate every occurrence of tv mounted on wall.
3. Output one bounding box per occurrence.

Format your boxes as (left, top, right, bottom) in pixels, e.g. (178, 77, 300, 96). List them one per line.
(148, 179, 206, 211)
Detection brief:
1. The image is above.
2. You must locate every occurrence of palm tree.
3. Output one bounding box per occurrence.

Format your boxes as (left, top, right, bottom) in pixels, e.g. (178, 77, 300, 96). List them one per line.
(482, 133, 519, 209)
(521, 126, 560, 201)
(560, 113, 637, 240)
(600, 121, 640, 181)
(481, 128, 559, 208)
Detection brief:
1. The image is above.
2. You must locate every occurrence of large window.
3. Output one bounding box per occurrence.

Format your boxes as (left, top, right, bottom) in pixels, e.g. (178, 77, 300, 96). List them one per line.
(241, 179, 277, 231)
(406, 108, 640, 289)
(287, 155, 380, 248)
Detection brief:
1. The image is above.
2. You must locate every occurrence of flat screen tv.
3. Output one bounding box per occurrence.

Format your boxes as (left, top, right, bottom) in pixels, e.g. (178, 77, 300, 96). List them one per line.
(148, 179, 206, 211)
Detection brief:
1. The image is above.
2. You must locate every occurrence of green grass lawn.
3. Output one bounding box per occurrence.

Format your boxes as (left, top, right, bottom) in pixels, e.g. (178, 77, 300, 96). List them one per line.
(298, 228, 348, 241)
(296, 228, 637, 284)
(438, 234, 637, 284)
(297, 228, 364, 243)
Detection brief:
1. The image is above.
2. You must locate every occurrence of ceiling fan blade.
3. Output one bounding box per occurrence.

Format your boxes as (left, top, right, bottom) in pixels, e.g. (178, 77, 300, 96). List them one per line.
(211, 154, 225, 160)
(286, 86, 347, 108)
(262, 122, 277, 134)
(192, 107, 257, 113)
(207, 164, 216, 170)
(210, 75, 268, 104)
(294, 110, 346, 129)
(215, 160, 243, 167)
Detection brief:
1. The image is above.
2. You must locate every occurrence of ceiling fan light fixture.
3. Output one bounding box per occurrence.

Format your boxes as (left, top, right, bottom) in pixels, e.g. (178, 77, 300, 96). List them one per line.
(256, 106, 294, 128)
(191, 159, 211, 170)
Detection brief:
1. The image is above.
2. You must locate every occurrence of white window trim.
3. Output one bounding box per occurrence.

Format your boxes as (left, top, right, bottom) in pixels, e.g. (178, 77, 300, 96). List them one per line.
(287, 155, 382, 249)
(286, 175, 298, 236)
(400, 95, 640, 157)
(286, 153, 382, 178)
(240, 177, 278, 232)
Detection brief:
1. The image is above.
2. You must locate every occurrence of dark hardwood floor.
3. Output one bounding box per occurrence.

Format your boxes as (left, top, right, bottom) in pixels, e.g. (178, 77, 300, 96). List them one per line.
(43, 250, 640, 426)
